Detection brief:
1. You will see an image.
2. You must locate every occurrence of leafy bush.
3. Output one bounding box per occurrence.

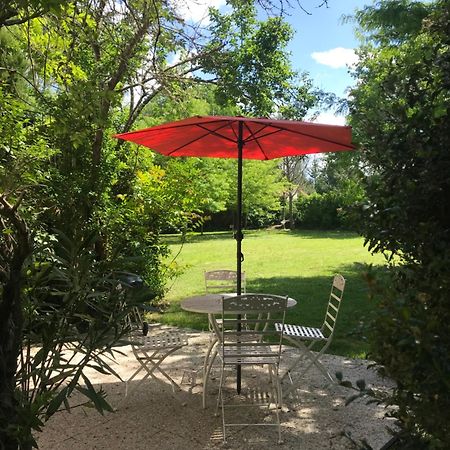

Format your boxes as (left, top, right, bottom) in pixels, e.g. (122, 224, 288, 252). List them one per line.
(366, 264, 450, 449)
(350, 1, 450, 447)
(296, 192, 341, 229)
(1, 229, 149, 449)
(246, 209, 279, 229)
(295, 180, 364, 230)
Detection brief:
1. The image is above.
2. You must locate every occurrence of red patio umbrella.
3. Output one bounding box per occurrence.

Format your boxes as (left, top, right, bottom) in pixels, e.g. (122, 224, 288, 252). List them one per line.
(115, 115, 354, 391)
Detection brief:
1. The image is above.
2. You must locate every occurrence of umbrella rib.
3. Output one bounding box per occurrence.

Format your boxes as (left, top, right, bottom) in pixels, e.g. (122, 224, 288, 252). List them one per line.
(166, 122, 237, 156)
(242, 122, 271, 160)
(245, 123, 355, 149)
(196, 123, 239, 144)
(241, 122, 353, 159)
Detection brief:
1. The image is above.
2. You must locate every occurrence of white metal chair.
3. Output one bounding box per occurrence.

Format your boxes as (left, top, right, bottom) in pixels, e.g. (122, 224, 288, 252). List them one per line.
(215, 294, 288, 444)
(276, 274, 345, 387)
(204, 269, 246, 294)
(204, 269, 246, 337)
(124, 307, 188, 397)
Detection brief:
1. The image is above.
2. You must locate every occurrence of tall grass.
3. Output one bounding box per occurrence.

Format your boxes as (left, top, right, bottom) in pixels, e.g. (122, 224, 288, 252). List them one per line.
(158, 229, 385, 358)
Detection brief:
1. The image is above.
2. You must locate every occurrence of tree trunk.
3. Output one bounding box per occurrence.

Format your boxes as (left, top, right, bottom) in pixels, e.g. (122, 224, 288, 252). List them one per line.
(0, 276, 27, 450)
(0, 196, 32, 449)
(288, 191, 295, 229)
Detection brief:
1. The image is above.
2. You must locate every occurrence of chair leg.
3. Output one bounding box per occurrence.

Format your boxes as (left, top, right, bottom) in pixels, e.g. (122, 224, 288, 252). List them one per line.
(275, 370, 283, 444)
(268, 364, 273, 384)
(126, 346, 183, 398)
(203, 339, 218, 409)
(213, 364, 285, 445)
(283, 337, 335, 382)
(296, 348, 334, 383)
(145, 348, 181, 382)
(125, 363, 146, 397)
(215, 366, 226, 443)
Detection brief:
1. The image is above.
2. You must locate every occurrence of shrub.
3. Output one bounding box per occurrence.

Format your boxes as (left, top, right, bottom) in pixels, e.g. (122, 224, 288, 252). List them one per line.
(296, 192, 341, 229)
(367, 264, 450, 448)
(350, 1, 450, 446)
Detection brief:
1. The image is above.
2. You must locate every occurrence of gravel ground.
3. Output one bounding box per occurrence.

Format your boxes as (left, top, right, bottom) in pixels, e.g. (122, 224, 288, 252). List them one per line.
(36, 329, 396, 450)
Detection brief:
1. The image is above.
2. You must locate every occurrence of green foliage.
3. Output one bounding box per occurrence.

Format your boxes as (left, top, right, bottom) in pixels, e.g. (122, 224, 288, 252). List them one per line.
(350, 0, 450, 446)
(302, 150, 366, 232)
(240, 160, 286, 219)
(353, 0, 430, 44)
(0, 91, 56, 191)
(1, 1, 326, 445)
(366, 264, 450, 448)
(312, 151, 364, 195)
(296, 192, 341, 229)
(137, 84, 238, 129)
(296, 179, 365, 229)
(351, 0, 449, 261)
(0, 0, 64, 27)
(8, 231, 143, 448)
(202, 4, 319, 117)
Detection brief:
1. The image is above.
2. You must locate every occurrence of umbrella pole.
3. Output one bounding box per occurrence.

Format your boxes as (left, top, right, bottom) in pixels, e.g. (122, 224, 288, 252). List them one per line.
(236, 121, 243, 394)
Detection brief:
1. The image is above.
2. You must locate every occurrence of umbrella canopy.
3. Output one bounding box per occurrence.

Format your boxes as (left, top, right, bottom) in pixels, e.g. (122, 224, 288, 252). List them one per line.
(115, 115, 354, 393)
(115, 115, 354, 160)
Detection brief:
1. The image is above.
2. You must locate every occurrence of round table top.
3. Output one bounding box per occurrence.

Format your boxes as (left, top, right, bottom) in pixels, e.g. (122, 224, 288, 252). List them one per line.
(180, 293, 297, 314)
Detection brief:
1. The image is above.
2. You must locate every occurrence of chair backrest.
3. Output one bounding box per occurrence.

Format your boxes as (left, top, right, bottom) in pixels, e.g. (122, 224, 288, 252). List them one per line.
(321, 274, 346, 338)
(126, 306, 143, 329)
(221, 294, 288, 363)
(204, 270, 246, 293)
(125, 306, 154, 339)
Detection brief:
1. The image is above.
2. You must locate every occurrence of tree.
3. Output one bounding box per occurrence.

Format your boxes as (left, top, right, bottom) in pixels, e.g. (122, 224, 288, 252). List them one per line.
(350, 1, 450, 446)
(202, 4, 320, 117)
(0, 86, 143, 450)
(281, 156, 311, 228)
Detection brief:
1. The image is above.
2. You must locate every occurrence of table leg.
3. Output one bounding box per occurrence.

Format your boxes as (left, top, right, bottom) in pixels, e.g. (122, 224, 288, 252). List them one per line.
(237, 313, 241, 393)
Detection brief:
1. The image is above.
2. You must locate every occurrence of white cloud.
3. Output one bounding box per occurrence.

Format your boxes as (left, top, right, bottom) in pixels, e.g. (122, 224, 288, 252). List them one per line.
(311, 47, 358, 69)
(313, 112, 347, 126)
(172, 0, 227, 23)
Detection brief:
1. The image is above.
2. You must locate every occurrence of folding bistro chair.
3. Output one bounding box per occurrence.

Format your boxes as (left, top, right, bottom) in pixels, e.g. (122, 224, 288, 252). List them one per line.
(202, 271, 246, 408)
(204, 269, 246, 294)
(124, 307, 188, 397)
(203, 269, 246, 339)
(215, 294, 288, 444)
(276, 274, 346, 386)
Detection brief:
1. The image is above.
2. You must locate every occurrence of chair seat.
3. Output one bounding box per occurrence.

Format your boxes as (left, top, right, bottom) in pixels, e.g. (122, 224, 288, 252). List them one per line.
(131, 331, 188, 350)
(275, 323, 326, 341)
(220, 344, 279, 365)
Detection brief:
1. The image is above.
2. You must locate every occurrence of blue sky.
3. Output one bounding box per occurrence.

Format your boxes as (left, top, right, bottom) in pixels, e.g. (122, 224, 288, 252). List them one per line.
(179, 0, 372, 123)
(285, 0, 368, 97)
(283, 0, 371, 123)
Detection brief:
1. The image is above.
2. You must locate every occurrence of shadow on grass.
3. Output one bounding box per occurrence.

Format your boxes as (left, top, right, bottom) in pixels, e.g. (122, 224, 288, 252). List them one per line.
(162, 229, 362, 245)
(162, 231, 234, 245)
(281, 229, 362, 240)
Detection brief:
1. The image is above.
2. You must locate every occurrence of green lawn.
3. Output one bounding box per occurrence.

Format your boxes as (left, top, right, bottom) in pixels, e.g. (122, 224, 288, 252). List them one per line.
(157, 229, 385, 358)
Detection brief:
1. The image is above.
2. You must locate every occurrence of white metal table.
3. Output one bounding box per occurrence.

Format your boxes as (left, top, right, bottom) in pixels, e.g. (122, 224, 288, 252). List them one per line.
(180, 293, 297, 408)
